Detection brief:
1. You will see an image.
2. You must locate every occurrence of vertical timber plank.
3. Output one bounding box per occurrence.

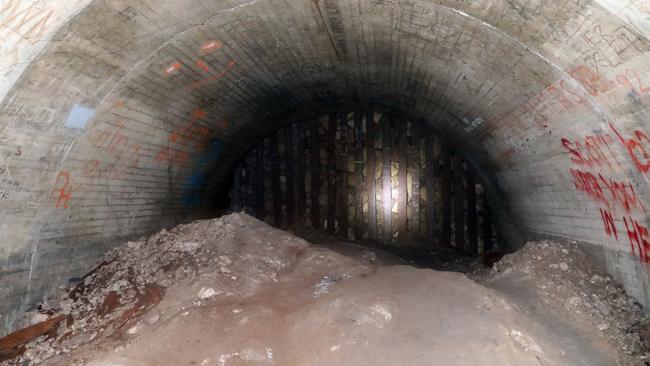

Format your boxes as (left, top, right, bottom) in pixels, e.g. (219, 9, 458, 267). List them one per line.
(397, 120, 408, 240)
(285, 127, 296, 229)
(327, 113, 337, 234)
(354, 112, 364, 240)
(441, 145, 452, 246)
(310, 120, 321, 229)
(366, 113, 377, 241)
(466, 167, 478, 255)
(425, 134, 435, 242)
(483, 192, 493, 252)
(294, 124, 306, 230)
(233, 162, 243, 212)
(255, 145, 265, 218)
(382, 115, 392, 242)
(409, 122, 421, 242)
(270, 133, 282, 227)
(453, 153, 465, 251)
(337, 113, 349, 238)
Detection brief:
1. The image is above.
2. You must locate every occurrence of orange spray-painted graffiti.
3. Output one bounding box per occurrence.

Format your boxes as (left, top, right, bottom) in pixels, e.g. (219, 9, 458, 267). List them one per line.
(52, 171, 73, 209)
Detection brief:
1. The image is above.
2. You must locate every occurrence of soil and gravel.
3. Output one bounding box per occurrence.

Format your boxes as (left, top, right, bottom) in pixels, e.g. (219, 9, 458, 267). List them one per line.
(1, 213, 648, 365)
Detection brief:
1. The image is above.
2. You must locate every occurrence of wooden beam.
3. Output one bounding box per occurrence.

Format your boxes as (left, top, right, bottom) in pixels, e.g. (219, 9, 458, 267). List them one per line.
(397, 119, 408, 240)
(483, 191, 493, 252)
(366, 113, 377, 241)
(441, 145, 452, 246)
(382, 115, 392, 242)
(453, 153, 465, 251)
(354, 112, 364, 240)
(232, 162, 243, 212)
(285, 126, 296, 228)
(294, 123, 306, 230)
(409, 122, 421, 242)
(310, 120, 321, 229)
(270, 133, 282, 227)
(466, 168, 478, 255)
(425, 134, 435, 242)
(327, 113, 337, 234)
(338, 113, 349, 238)
(255, 145, 265, 219)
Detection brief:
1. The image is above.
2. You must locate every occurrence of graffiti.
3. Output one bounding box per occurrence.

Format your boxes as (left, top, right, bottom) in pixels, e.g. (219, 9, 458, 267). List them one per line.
(568, 65, 617, 97)
(600, 209, 618, 240)
(52, 171, 72, 209)
(200, 40, 222, 55)
(169, 109, 210, 145)
(561, 134, 620, 168)
(163, 61, 182, 77)
(83, 101, 143, 181)
(623, 216, 650, 262)
(616, 69, 650, 96)
(155, 147, 190, 168)
(574, 23, 644, 70)
(155, 108, 214, 170)
(610, 123, 650, 173)
(570, 169, 644, 213)
(187, 60, 236, 91)
(196, 59, 211, 73)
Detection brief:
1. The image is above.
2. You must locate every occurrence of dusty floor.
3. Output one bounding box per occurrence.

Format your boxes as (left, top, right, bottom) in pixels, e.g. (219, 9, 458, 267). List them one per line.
(1, 213, 648, 365)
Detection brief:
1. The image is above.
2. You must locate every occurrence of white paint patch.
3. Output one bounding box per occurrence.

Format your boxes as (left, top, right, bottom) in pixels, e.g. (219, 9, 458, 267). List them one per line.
(0, 0, 94, 104)
(64, 104, 94, 130)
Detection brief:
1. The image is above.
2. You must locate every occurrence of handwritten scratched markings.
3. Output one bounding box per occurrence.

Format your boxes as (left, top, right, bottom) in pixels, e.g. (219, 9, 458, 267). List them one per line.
(0, 0, 53, 44)
(52, 171, 73, 209)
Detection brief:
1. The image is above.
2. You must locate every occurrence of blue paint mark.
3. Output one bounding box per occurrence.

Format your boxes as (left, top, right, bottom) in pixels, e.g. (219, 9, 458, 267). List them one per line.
(181, 138, 224, 207)
(64, 104, 95, 130)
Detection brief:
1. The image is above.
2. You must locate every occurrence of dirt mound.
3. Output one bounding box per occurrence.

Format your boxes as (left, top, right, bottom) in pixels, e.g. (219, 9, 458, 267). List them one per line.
(0, 215, 643, 365)
(474, 240, 650, 363)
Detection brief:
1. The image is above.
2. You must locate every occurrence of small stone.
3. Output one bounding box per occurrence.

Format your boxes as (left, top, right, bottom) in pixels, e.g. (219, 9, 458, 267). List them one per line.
(597, 323, 609, 331)
(568, 297, 581, 307)
(559, 262, 569, 271)
(198, 287, 221, 299)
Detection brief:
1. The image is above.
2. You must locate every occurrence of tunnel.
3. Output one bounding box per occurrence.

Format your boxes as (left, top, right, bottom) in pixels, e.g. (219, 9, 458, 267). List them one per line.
(1, 0, 650, 364)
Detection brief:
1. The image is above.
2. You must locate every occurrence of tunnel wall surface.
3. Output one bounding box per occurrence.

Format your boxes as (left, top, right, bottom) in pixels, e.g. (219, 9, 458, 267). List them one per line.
(1, 0, 650, 334)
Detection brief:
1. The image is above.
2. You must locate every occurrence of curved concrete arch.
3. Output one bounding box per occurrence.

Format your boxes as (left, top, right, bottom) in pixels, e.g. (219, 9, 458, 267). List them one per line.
(1, 0, 650, 334)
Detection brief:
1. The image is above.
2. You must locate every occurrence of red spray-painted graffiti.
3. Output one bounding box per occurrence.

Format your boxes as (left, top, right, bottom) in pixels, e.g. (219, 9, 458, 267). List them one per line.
(610, 123, 650, 174)
(561, 134, 621, 168)
(623, 216, 650, 262)
(600, 209, 618, 240)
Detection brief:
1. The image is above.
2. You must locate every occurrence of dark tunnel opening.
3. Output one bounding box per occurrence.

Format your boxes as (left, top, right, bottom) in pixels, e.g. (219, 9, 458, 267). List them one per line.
(224, 111, 505, 269)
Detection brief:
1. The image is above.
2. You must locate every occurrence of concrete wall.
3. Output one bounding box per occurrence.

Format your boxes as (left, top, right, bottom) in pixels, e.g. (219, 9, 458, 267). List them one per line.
(1, 0, 650, 335)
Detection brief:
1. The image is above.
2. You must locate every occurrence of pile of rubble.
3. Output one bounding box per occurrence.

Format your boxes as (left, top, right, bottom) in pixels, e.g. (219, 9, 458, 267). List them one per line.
(474, 240, 650, 361)
(3, 214, 310, 364)
(1, 216, 647, 365)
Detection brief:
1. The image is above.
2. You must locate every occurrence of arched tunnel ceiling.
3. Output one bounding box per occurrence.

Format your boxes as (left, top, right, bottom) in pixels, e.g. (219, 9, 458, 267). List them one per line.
(1, 0, 650, 333)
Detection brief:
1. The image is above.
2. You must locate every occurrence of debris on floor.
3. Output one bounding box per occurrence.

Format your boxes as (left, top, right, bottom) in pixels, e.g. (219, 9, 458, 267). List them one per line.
(0, 214, 646, 365)
(472, 240, 650, 364)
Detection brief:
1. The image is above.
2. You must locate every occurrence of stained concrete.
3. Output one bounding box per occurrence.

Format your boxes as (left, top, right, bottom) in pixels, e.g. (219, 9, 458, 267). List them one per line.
(1, 0, 650, 335)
